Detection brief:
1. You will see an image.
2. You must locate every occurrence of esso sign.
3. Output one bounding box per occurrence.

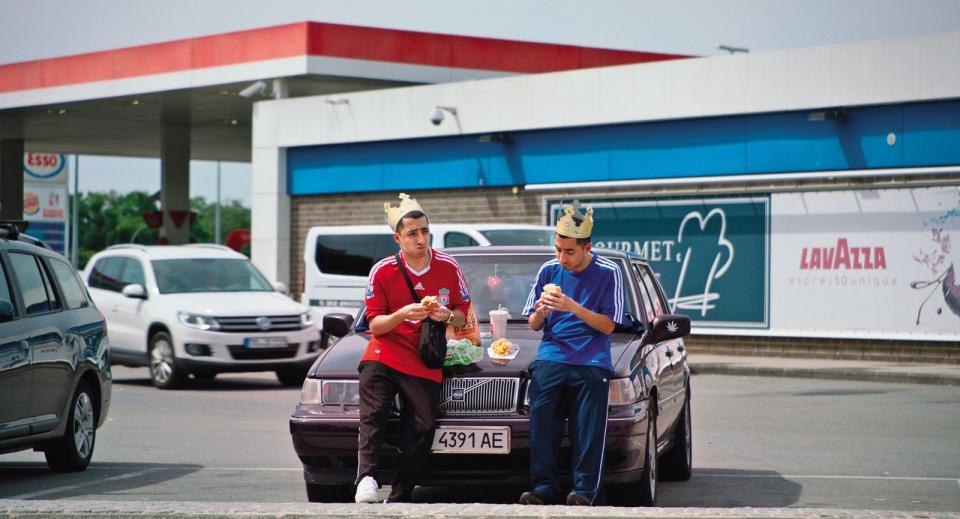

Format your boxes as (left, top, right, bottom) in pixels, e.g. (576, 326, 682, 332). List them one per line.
(24, 152, 66, 180)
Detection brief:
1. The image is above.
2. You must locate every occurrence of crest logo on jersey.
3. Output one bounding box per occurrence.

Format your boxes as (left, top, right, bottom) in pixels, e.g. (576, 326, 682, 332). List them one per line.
(438, 288, 450, 307)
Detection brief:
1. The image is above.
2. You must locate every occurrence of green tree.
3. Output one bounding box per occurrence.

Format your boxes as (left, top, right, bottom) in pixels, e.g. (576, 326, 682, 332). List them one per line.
(189, 197, 251, 246)
(75, 191, 250, 269)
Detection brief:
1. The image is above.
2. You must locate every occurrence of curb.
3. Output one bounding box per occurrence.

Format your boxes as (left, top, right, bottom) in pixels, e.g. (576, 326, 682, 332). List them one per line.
(690, 364, 960, 386)
(1, 500, 957, 519)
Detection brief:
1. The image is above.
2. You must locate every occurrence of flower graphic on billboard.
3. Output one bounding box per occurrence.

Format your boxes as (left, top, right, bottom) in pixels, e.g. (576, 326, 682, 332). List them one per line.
(912, 201, 960, 324)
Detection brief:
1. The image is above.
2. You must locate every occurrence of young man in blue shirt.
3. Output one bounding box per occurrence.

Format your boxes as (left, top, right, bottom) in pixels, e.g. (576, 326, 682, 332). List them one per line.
(520, 200, 626, 506)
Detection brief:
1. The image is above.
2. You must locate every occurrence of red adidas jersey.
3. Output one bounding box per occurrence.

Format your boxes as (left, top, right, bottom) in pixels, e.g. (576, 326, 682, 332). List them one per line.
(361, 249, 470, 382)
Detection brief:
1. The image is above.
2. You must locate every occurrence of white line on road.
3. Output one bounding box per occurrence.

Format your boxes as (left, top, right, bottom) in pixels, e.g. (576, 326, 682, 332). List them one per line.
(84, 466, 302, 472)
(7, 468, 162, 500)
(695, 473, 960, 482)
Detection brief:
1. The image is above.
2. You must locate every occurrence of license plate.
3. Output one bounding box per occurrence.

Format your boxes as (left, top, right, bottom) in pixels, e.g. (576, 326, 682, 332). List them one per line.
(244, 337, 287, 349)
(431, 426, 510, 454)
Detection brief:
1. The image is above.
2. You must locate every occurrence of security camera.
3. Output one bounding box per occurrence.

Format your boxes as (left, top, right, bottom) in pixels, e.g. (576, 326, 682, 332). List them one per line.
(238, 81, 267, 99)
(429, 107, 445, 126)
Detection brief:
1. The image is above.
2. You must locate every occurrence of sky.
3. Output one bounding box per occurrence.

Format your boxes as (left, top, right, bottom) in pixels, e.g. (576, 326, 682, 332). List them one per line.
(4, 0, 960, 206)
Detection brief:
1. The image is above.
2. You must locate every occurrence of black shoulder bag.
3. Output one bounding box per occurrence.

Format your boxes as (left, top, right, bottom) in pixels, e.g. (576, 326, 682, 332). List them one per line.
(395, 254, 447, 369)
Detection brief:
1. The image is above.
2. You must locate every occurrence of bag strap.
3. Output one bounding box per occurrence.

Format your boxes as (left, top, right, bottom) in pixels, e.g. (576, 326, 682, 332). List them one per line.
(395, 253, 421, 303)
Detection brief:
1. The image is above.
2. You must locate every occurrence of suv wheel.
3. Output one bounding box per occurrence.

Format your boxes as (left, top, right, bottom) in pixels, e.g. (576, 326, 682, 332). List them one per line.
(276, 367, 308, 387)
(44, 380, 96, 472)
(150, 331, 185, 389)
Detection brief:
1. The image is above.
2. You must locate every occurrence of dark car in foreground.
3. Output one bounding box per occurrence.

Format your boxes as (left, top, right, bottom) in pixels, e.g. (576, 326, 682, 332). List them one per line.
(290, 246, 691, 505)
(0, 221, 111, 471)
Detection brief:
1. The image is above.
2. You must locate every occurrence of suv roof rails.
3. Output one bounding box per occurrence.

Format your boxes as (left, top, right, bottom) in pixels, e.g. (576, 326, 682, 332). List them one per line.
(0, 220, 52, 250)
(0, 220, 29, 239)
(107, 244, 149, 251)
(185, 243, 235, 252)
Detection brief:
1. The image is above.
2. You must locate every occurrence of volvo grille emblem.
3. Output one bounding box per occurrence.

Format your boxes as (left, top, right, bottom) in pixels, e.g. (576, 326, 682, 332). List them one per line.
(451, 388, 465, 401)
(256, 317, 271, 331)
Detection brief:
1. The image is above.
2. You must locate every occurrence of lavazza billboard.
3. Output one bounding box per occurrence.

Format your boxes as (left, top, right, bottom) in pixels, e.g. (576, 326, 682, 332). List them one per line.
(549, 185, 960, 342)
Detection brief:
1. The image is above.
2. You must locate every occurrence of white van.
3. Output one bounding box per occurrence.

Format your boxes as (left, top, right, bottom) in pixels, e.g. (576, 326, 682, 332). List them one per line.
(302, 223, 554, 317)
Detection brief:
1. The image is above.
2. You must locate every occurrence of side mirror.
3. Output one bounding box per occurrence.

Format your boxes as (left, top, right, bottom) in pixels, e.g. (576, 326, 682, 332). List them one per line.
(648, 314, 691, 343)
(0, 300, 15, 323)
(323, 313, 355, 338)
(121, 284, 147, 299)
(272, 282, 288, 294)
(321, 313, 355, 350)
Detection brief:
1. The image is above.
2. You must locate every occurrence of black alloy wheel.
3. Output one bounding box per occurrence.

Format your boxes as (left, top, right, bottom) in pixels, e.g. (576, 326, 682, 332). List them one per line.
(44, 380, 97, 472)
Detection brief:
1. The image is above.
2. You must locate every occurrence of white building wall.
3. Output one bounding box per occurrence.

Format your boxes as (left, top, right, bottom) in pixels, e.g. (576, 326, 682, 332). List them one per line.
(251, 31, 960, 284)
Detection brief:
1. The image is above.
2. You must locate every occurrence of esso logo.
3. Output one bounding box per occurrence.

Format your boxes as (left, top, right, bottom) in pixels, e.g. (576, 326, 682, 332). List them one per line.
(24, 152, 66, 179)
(23, 191, 40, 215)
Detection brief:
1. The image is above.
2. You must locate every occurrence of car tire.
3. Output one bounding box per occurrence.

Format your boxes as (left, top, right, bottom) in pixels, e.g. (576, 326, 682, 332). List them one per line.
(149, 331, 185, 389)
(43, 380, 96, 472)
(660, 386, 692, 481)
(305, 483, 352, 503)
(276, 367, 308, 387)
(607, 411, 657, 506)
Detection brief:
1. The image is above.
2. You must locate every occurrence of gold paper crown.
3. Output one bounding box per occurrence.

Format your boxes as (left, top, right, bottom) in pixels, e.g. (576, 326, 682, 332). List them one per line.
(384, 193, 425, 231)
(555, 200, 593, 239)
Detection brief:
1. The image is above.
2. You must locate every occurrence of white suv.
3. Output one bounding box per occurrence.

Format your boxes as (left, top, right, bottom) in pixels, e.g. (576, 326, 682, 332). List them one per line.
(83, 244, 321, 389)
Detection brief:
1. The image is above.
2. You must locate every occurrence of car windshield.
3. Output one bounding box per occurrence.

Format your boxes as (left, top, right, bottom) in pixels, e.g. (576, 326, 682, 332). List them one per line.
(453, 252, 635, 322)
(478, 229, 555, 246)
(152, 258, 273, 294)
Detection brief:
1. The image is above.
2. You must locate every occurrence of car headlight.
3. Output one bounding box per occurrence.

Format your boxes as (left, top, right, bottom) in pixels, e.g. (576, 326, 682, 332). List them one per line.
(177, 311, 221, 331)
(300, 311, 314, 327)
(608, 377, 639, 406)
(300, 379, 360, 405)
(300, 378, 322, 404)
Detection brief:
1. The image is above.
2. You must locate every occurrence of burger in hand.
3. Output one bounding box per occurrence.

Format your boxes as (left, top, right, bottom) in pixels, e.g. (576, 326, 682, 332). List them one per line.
(421, 295, 441, 311)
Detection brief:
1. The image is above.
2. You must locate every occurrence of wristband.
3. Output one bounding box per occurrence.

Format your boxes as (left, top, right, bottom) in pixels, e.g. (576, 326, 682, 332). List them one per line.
(446, 311, 455, 324)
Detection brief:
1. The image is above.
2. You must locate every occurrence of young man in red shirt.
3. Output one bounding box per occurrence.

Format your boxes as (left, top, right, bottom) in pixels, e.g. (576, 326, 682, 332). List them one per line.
(354, 193, 470, 503)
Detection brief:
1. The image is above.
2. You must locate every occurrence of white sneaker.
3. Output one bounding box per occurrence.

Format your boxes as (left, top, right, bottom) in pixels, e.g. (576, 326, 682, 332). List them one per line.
(354, 476, 380, 503)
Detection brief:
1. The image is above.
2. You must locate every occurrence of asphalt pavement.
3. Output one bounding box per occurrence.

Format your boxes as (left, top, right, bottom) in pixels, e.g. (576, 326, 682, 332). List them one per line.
(2, 353, 958, 518)
(689, 353, 960, 386)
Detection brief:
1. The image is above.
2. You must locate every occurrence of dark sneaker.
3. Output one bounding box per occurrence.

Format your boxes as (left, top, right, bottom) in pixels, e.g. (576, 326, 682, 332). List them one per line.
(519, 490, 556, 505)
(566, 492, 592, 506)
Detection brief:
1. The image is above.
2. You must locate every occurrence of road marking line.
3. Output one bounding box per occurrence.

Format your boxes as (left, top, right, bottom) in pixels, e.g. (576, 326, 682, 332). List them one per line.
(695, 473, 959, 482)
(200, 467, 302, 472)
(7, 468, 161, 499)
(85, 466, 301, 472)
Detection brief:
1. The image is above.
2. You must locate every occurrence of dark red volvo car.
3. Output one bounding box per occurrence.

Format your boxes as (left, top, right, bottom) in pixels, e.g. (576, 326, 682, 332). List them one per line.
(290, 247, 691, 505)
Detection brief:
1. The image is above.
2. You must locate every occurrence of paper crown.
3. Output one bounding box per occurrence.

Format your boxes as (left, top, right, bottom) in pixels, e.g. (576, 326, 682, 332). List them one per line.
(555, 200, 594, 239)
(384, 193, 425, 231)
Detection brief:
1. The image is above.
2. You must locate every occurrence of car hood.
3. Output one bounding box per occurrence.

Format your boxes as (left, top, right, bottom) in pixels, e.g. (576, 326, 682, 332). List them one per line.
(160, 291, 306, 316)
(312, 322, 639, 379)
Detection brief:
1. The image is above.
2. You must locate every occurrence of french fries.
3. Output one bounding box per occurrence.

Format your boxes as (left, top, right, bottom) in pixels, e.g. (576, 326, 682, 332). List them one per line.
(491, 338, 512, 357)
